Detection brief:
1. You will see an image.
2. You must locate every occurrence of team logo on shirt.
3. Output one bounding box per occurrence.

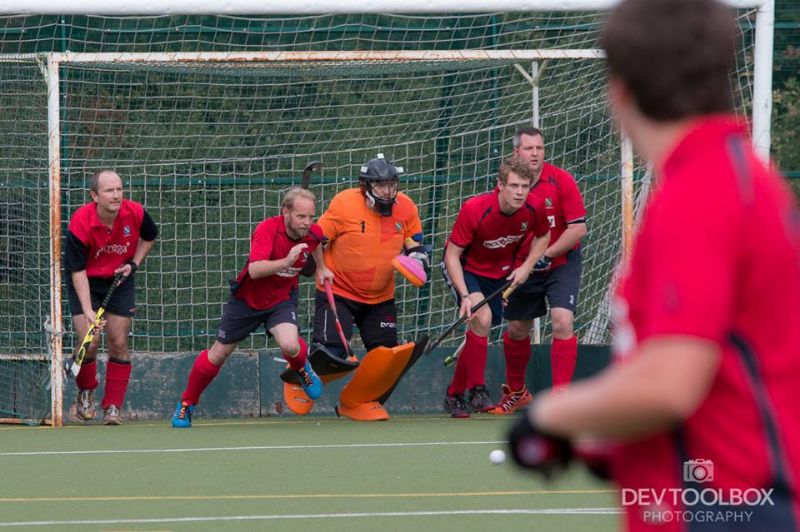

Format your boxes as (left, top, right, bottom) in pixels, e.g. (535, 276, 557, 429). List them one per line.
(94, 243, 130, 258)
(545, 198, 553, 209)
(394, 222, 402, 232)
(483, 234, 524, 249)
(520, 222, 528, 233)
(123, 225, 131, 236)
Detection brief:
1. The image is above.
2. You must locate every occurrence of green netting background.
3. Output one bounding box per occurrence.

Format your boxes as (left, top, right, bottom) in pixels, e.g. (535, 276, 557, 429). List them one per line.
(1, 5, 796, 423)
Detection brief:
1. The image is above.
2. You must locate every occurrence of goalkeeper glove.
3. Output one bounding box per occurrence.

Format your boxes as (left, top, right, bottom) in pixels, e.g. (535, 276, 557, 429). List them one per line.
(406, 245, 431, 271)
(532, 255, 552, 272)
(507, 409, 572, 478)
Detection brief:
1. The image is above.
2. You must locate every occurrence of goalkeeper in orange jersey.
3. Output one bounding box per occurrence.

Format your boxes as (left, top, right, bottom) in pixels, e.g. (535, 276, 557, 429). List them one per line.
(283, 153, 429, 421)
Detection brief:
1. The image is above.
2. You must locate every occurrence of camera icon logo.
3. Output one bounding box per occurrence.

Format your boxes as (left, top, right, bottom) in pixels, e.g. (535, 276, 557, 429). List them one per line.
(683, 459, 714, 483)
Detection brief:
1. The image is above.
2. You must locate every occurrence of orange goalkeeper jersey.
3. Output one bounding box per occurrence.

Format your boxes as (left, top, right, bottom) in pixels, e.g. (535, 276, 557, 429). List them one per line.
(317, 188, 423, 304)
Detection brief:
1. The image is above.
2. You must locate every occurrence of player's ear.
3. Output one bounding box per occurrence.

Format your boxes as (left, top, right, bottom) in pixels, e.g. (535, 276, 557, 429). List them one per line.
(606, 75, 631, 118)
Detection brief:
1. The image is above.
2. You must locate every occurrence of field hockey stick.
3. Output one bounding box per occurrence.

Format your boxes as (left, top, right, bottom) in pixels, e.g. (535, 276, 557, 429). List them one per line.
(65, 272, 125, 377)
(426, 280, 516, 359)
(440, 282, 518, 366)
(299, 160, 323, 277)
(301, 160, 322, 189)
(324, 278, 357, 362)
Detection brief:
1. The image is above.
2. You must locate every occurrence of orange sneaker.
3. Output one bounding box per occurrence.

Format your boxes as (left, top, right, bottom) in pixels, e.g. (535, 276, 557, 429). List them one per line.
(336, 401, 389, 421)
(489, 384, 532, 415)
(283, 382, 315, 416)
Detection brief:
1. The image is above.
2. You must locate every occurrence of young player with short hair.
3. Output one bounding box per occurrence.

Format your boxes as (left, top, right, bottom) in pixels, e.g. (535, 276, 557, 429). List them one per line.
(441, 155, 550, 418)
(508, 1, 800, 529)
(64, 169, 158, 425)
(171, 187, 331, 428)
(496, 127, 588, 414)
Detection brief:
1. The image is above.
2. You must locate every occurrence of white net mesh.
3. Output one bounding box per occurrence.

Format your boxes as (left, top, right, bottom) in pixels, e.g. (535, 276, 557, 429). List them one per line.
(0, 10, 759, 422)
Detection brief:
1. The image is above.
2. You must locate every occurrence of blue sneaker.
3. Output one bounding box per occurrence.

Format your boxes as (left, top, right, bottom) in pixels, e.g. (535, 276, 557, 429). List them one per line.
(171, 401, 194, 428)
(296, 361, 323, 400)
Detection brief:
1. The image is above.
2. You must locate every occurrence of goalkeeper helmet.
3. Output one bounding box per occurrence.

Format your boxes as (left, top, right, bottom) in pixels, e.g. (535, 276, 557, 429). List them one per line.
(359, 153, 403, 216)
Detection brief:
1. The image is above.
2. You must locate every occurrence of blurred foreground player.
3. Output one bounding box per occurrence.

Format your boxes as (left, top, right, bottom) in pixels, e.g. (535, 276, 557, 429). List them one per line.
(508, 1, 800, 530)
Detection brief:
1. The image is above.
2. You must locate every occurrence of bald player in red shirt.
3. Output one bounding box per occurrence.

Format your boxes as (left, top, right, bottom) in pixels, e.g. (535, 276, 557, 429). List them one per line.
(64, 169, 158, 425)
(442, 155, 550, 418)
(508, 1, 800, 530)
(171, 187, 332, 428)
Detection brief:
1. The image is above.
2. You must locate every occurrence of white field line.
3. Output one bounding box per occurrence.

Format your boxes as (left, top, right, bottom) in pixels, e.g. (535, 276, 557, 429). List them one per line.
(0, 440, 504, 457)
(0, 508, 621, 527)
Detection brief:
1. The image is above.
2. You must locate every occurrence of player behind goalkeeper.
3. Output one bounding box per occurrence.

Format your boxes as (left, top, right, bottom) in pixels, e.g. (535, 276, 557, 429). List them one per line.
(171, 187, 331, 428)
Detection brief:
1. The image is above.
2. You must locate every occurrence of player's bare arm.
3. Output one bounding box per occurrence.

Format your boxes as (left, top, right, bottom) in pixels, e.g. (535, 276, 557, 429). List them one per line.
(530, 336, 720, 440)
(444, 241, 473, 320)
(71, 269, 98, 324)
(543, 221, 587, 260)
(248, 243, 308, 279)
(114, 237, 156, 277)
(313, 244, 334, 285)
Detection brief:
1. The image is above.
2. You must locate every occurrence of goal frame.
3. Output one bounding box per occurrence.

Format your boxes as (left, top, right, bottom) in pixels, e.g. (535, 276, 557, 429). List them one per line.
(0, 0, 773, 426)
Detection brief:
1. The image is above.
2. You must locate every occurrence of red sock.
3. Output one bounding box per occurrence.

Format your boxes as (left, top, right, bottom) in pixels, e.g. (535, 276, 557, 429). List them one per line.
(181, 349, 221, 406)
(447, 353, 468, 396)
(76, 359, 98, 391)
(464, 330, 489, 390)
(503, 330, 531, 391)
(551, 335, 578, 388)
(101, 359, 132, 409)
(283, 337, 308, 372)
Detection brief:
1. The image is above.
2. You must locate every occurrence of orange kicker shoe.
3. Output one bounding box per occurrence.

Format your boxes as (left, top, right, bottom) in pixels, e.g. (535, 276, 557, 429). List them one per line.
(335, 401, 389, 421)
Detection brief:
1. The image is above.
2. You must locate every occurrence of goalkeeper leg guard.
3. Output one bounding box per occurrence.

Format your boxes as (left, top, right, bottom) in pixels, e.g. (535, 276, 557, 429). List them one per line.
(337, 339, 425, 419)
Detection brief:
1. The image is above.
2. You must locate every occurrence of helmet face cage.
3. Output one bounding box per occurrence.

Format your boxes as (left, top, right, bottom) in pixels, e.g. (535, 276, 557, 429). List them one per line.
(359, 154, 403, 216)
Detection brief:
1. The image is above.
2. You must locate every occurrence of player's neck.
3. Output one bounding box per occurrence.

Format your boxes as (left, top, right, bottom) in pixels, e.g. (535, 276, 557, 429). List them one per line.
(629, 116, 695, 172)
(497, 194, 518, 215)
(95, 205, 117, 227)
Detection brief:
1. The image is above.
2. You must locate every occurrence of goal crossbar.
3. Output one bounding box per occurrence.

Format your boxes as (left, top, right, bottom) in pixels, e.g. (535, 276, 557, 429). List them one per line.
(0, 0, 773, 15)
(5, 50, 606, 65)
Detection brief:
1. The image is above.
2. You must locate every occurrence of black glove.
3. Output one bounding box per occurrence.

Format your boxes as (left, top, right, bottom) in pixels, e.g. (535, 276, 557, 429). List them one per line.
(406, 245, 431, 271)
(125, 259, 139, 274)
(532, 255, 552, 272)
(574, 442, 613, 481)
(507, 410, 572, 478)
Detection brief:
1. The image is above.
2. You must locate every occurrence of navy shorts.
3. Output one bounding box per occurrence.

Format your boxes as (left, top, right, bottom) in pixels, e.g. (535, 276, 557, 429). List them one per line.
(504, 249, 582, 321)
(462, 270, 507, 327)
(312, 290, 398, 355)
(66, 274, 137, 318)
(215, 289, 298, 345)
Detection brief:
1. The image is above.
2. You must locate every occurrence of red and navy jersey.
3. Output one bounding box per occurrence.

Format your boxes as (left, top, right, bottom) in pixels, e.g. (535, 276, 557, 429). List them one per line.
(448, 190, 550, 279)
(64, 199, 157, 278)
(610, 116, 800, 531)
(515, 163, 586, 269)
(234, 216, 324, 310)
